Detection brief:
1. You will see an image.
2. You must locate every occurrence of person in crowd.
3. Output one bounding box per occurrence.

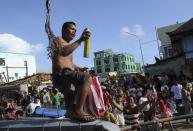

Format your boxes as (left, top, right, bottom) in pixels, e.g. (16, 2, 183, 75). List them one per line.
(161, 81, 169, 93)
(159, 92, 173, 130)
(52, 89, 61, 109)
(103, 88, 110, 107)
(169, 96, 176, 114)
(103, 104, 117, 124)
(9, 100, 17, 109)
(171, 80, 183, 106)
(43, 91, 51, 108)
(0, 101, 5, 120)
(21, 93, 31, 110)
(124, 95, 151, 130)
(110, 94, 125, 126)
(26, 97, 41, 115)
(136, 85, 143, 103)
(129, 84, 136, 97)
(3, 108, 15, 120)
(147, 81, 157, 98)
(15, 110, 24, 120)
(181, 82, 192, 124)
(139, 90, 151, 122)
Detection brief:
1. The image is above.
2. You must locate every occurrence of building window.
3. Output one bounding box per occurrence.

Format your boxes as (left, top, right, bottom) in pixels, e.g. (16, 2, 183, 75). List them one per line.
(97, 69, 102, 73)
(168, 48, 173, 57)
(114, 63, 119, 67)
(127, 56, 130, 61)
(113, 57, 118, 62)
(164, 47, 172, 56)
(15, 73, 18, 77)
(104, 59, 109, 64)
(114, 67, 117, 71)
(9, 77, 14, 80)
(105, 68, 110, 72)
(0, 58, 5, 66)
(96, 54, 100, 58)
(96, 60, 101, 65)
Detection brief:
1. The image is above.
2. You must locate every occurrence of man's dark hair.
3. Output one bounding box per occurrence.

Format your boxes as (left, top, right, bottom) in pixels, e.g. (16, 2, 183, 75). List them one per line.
(62, 21, 76, 33)
(15, 110, 24, 117)
(52, 88, 58, 95)
(142, 90, 147, 96)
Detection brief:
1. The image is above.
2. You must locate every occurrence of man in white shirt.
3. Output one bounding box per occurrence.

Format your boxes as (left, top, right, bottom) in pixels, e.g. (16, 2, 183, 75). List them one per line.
(171, 81, 183, 105)
(26, 97, 41, 115)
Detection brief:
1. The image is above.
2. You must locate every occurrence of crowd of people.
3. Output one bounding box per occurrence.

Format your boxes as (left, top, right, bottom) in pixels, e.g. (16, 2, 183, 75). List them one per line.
(0, 70, 193, 130)
(101, 70, 193, 130)
(0, 88, 63, 120)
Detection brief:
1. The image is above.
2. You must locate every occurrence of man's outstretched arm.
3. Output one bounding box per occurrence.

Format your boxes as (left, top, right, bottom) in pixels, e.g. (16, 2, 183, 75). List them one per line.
(54, 37, 82, 56)
(54, 30, 90, 56)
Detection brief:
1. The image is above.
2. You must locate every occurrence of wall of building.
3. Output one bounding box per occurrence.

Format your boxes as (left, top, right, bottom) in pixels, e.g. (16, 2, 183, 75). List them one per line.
(0, 52, 36, 83)
(157, 23, 184, 59)
(145, 56, 191, 77)
(183, 35, 193, 59)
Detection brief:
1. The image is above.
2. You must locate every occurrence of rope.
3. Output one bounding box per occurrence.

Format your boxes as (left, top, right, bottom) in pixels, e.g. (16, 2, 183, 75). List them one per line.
(45, 0, 58, 59)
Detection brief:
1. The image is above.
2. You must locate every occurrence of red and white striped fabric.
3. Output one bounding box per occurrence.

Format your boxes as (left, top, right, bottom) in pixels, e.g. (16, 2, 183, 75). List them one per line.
(84, 76, 105, 117)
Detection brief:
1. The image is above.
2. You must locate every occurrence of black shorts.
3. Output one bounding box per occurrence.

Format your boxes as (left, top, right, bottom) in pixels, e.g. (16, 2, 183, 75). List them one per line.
(52, 68, 90, 107)
(52, 68, 90, 92)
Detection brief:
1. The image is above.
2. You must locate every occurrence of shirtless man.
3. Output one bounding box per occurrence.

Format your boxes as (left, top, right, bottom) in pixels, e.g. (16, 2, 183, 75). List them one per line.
(52, 21, 94, 121)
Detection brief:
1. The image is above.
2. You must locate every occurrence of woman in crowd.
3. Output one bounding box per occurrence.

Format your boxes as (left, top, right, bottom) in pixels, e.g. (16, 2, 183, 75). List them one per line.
(110, 94, 125, 126)
(124, 95, 151, 130)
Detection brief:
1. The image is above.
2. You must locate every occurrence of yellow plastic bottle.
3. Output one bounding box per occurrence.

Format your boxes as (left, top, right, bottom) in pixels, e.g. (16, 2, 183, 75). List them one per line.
(84, 28, 91, 58)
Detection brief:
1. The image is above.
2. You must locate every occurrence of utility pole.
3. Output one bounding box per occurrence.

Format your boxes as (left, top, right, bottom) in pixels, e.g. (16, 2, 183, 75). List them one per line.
(125, 32, 145, 67)
(5, 66, 9, 82)
(24, 60, 28, 77)
(2, 72, 8, 83)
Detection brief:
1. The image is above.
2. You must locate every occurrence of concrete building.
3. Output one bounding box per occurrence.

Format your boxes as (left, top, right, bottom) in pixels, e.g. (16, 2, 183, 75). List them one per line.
(168, 17, 193, 78)
(0, 52, 36, 83)
(94, 49, 142, 76)
(157, 22, 184, 59)
(146, 18, 193, 78)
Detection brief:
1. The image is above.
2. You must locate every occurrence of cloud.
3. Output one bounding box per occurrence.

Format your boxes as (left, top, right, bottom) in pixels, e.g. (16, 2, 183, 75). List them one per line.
(0, 33, 44, 54)
(120, 24, 145, 39)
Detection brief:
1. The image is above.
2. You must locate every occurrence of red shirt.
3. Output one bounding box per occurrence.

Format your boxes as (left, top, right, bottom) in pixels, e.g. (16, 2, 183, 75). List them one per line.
(104, 92, 109, 106)
(160, 99, 169, 113)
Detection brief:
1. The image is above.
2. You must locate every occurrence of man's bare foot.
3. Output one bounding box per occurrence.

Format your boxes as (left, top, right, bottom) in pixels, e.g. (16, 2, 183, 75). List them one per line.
(71, 111, 95, 122)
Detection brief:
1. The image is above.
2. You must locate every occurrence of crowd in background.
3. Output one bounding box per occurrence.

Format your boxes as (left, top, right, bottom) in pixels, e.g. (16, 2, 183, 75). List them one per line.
(0, 70, 193, 130)
(0, 87, 63, 120)
(101, 70, 193, 130)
